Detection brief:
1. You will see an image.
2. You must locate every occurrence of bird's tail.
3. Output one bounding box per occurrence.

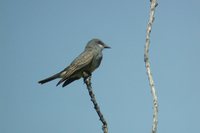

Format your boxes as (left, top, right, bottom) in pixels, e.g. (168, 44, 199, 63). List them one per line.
(38, 73, 60, 84)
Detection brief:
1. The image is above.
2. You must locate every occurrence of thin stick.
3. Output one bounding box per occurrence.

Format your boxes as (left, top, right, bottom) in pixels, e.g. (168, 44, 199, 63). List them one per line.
(84, 76, 108, 133)
(144, 0, 158, 133)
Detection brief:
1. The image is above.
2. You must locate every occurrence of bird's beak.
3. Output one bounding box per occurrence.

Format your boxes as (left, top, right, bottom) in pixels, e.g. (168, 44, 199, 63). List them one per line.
(104, 44, 111, 49)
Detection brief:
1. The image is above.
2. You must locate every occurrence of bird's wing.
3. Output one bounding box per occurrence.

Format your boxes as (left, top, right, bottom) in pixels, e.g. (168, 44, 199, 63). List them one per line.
(57, 50, 94, 86)
(65, 50, 94, 76)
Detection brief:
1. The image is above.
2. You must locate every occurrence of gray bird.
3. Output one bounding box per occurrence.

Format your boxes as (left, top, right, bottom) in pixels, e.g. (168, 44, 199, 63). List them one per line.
(38, 38, 110, 87)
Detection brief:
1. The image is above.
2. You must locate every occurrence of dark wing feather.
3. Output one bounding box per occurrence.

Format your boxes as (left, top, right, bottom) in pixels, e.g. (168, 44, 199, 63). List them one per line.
(62, 77, 80, 87)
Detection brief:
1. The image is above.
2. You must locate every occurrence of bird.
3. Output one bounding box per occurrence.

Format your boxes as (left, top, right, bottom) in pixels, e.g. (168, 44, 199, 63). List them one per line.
(38, 38, 110, 87)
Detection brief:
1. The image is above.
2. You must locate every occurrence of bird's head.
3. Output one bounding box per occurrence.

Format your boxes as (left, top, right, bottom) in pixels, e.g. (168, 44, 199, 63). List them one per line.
(85, 39, 111, 50)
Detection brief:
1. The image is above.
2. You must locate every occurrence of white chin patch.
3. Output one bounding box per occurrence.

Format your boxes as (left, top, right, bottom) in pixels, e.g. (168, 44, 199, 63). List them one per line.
(98, 44, 104, 48)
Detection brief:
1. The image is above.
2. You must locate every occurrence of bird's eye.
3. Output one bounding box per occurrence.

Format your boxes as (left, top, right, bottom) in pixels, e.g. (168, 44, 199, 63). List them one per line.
(97, 40, 102, 44)
(95, 40, 104, 48)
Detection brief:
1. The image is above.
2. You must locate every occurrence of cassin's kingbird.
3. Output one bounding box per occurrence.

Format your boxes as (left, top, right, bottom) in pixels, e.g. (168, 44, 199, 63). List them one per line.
(38, 38, 110, 87)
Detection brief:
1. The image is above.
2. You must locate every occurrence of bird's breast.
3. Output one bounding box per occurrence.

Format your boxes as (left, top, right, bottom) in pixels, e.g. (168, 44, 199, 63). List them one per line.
(89, 53, 103, 72)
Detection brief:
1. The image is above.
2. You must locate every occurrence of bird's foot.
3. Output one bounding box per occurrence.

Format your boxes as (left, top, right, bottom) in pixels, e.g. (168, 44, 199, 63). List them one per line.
(83, 71, 91, 85)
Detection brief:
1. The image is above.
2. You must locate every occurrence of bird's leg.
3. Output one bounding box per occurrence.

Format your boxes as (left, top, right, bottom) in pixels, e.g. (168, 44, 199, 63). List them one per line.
(83, 71, 92, 84)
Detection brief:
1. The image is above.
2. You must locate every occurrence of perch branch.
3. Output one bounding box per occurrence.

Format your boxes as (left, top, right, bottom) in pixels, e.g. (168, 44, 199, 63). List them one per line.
(144, 0, 158, 133)
(84, 74, 108, 133)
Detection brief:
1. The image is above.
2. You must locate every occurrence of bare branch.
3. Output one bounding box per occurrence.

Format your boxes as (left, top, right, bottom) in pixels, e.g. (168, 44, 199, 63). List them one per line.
(144, 0, 159, 133)
(84, 74, 108, 133)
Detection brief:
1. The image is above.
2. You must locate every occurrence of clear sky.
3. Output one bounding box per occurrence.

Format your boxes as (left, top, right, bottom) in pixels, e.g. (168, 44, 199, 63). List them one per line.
(1, 0, 200, 133)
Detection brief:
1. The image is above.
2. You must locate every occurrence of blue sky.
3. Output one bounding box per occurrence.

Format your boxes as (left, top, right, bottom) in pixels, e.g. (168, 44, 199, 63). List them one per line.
(1, 0, 200, 133)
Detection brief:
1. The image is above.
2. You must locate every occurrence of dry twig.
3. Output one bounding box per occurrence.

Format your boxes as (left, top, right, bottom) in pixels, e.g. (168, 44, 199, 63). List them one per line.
(84, 74, 108, 133)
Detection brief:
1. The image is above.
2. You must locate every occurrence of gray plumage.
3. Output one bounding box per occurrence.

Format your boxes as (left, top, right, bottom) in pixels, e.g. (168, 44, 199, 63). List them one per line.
(38, 38, 110, 87)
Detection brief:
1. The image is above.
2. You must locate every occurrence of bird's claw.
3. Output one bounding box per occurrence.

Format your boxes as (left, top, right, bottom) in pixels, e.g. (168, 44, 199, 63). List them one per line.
(83, 71, 91, 84)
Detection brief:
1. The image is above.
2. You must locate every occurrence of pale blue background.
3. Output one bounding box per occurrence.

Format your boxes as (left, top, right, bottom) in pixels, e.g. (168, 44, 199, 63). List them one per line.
(1, 0, 200, 133)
